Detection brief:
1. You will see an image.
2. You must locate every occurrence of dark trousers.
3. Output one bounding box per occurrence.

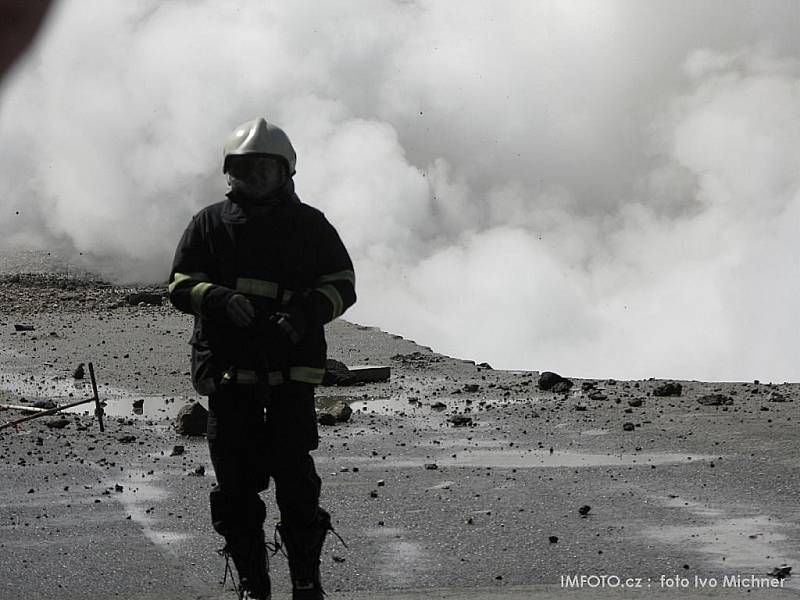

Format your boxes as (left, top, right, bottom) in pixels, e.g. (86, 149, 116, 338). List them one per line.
(207, 381, 321, 541)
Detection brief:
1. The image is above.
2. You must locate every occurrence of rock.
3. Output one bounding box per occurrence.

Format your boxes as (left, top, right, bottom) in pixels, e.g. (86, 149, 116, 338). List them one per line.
(627, 398, 643, 407)
(118, 435, 136, 443)
(768, 565, 791, 579)
(175, 402, 208, 436)
(653, 382, 682, 397)
(538, 371, 566, 391)
(448, 415, 473, 427)
(581, 381, 597, 391)
(768, 392, 787, 402)
(477, 362, 493, 370)
(114, 484, 124, 492)
(132, 399, 144, 410)
(622, 422, 635, 431)
(125, 292, 163, 306)
(322, 359, 352, 385)
(430, 401, 447, 410)
(551, 380, 574, 393)
(72, 363, 85, 380)
(697, 394, 733, 406)
(424, 463, 439, 470)
(33, 399, 57, 410)
(549, 536, 559, 543)
(346, 365, 391, 383)
(578, 505, 591, 517)
(574, 403, 588, 411)
(589, 390, 608, 401)
(463, 383, 480, 393)
(191, 465, 206, 476)
(13, 324, 35, 331)
(170, 445, 185, 457)
(318, 400, 352, 426)
(318, 412, 337, 426)
(46, 418, 70, 429)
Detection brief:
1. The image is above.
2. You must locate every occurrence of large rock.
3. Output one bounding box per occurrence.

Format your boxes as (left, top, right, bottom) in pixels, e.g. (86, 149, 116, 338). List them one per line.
(538, 371, 572, 391)
(175, 402, 208, 436)
(653, 382, 682, 397)
(318, 400, 352, 425)
(697, 394, 733, 406)
(322, 359, 353, 385)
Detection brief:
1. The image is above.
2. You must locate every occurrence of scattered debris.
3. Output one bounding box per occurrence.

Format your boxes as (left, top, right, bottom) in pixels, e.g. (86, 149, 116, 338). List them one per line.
(653, 382, 682, 397)
(697, 394, 734, 406)
(126, 292, 163, 306)
(175, 402, 208, 436)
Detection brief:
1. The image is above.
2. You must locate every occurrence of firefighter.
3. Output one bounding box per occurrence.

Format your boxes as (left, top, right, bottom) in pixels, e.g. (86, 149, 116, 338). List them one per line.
(168, 117, 356, 600)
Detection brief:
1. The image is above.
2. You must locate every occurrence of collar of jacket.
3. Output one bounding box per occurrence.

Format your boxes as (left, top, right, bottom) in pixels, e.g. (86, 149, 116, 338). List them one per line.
(223, 180, 298, 223)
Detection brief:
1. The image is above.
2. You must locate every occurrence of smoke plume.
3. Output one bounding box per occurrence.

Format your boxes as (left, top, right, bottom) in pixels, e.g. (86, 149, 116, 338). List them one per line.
(1, 0, 799, 381)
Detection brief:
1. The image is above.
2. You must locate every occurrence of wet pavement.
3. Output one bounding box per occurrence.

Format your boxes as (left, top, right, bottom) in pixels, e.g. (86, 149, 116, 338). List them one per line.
(0, 281, 799, 599)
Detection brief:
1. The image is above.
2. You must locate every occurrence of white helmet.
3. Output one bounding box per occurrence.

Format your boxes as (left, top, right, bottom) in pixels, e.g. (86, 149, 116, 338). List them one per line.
(223, 117, 296, 175)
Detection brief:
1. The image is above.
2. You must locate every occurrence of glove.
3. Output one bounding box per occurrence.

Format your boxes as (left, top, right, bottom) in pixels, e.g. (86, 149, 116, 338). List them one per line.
(266, 307, 307, 345)
(225, 293, 255, 328)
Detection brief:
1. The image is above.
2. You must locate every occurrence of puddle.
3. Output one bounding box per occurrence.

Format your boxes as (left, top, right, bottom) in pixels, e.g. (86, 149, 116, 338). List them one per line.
(441, 449, 714, 469)
(107, 472, 194, 549)
(365, 526, 429, 586)
(644, 496, 799, 589)
(0, 371, 205, 419)
(319, 450, 714, 470)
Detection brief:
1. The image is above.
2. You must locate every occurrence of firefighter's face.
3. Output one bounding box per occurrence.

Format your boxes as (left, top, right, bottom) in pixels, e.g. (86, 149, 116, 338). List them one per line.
(226, 156, 287, 198)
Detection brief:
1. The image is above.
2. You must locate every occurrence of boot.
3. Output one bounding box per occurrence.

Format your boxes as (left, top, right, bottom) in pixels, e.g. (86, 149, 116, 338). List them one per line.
(278, 508, 333, 600)
(219, 531, 271, 600)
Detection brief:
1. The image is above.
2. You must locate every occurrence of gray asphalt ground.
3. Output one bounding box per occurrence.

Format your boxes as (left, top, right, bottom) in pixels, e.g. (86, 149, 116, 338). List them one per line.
(0, 278, 798, 599)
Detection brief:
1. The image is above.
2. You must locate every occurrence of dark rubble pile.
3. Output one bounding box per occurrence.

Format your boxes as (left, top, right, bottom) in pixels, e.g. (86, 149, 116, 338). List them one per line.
(0, 273, 166, 314)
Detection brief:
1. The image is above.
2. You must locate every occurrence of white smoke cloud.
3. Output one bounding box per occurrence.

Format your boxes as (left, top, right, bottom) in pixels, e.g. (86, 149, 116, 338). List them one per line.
(1, 0, 799, 381)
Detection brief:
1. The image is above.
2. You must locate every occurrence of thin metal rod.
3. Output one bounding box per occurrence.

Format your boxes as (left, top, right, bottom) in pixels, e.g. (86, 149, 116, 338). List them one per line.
(88, 362, 104, 432)
(0, 396, 98, 431)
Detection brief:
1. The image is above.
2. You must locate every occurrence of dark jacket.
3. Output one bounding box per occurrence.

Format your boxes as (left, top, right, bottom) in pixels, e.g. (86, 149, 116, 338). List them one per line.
(168, 182, 356, 395)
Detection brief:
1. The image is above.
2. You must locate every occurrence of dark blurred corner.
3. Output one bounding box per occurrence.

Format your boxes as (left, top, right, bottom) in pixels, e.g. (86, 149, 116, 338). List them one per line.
(0, 0, 53, 82)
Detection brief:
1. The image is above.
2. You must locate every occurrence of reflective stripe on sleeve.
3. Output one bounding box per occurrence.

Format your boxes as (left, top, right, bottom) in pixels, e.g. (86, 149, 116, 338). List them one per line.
(289, 366, 326, 384)
(316, 284, 344, 319)
(168, 271, 210, 294)
(315, 269, 355, 287)
(190, 282, 213, 315)
(236, 278, 279, 299)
